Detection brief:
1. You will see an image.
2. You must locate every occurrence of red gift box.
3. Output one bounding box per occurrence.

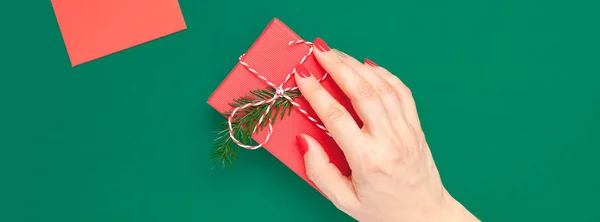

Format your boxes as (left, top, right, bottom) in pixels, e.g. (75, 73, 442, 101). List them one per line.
(207, 18, 361, 192)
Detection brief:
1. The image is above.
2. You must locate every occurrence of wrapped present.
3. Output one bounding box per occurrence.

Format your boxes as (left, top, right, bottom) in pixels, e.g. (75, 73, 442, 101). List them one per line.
(207, 18, 361, 191)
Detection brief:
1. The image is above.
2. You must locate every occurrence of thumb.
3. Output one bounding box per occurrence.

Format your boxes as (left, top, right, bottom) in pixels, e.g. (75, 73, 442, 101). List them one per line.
(296, 134, 358, 210)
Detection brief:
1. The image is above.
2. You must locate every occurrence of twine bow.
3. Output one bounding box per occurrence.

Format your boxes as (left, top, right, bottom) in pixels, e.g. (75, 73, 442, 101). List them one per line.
(227, 40, 330, 149)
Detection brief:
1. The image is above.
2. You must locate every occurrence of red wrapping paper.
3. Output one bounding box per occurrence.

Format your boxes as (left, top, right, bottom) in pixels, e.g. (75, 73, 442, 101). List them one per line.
(207, 18, 361, 192)
(51, 0, 187, 66)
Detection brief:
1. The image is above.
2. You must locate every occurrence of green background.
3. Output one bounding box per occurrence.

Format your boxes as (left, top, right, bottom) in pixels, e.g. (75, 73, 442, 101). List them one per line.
(1, 0, 599, 221)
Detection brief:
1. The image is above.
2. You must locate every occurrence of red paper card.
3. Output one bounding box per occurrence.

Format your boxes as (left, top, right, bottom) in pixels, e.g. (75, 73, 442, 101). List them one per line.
(51, 0, 187, 66)
(208, 19, 362, 192)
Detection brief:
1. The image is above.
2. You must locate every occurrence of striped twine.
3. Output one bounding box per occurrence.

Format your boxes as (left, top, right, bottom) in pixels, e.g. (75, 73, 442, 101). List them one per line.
(227, 40, 330, 149)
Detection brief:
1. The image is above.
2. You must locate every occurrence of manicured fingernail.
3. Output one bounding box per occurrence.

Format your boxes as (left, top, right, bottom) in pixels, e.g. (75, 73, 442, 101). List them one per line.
(296, 135, 309, 155)
(365, 58, 378, 67)
(314, 37, 331, 52)
(295, 64, 311, 78)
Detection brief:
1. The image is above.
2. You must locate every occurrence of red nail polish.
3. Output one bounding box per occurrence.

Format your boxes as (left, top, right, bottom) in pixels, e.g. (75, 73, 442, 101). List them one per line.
(296, 135, 309, 155)
(295, 64, 311, 78)
(365, 58, 378, 67)
(313, 37, 331, 52)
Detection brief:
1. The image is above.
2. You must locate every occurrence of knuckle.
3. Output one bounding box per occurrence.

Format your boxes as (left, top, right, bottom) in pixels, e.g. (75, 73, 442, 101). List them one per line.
(327, 104, 347, 121)
(401, 85, 413, 95)
(361, 154, 386, 173)
(392, 77, 412, 96)
(355, 80, 377, 99)
(329, 59, 346, 72)
(387, 75, 411, 94)
(364, 162, 384, 173)
(385, 74, 401, 84)
(305, 168, 322, 183)
(389, 141, 410, 162)
(390, 147, 409, 164)
(381, 139, 410, 164)
(375, 82, 394, 95)
(303, 83, 324, 95)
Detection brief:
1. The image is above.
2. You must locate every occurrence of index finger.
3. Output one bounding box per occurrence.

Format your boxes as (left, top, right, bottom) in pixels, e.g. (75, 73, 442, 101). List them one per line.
(294, 63, 364, 160)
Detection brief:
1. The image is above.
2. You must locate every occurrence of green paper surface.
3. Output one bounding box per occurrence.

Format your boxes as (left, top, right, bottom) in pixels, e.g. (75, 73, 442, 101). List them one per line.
(1, 0, 599, 221)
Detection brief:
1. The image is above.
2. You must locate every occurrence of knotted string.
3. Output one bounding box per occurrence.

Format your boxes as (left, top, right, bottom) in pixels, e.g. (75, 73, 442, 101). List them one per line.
(228, 40, 330, 150)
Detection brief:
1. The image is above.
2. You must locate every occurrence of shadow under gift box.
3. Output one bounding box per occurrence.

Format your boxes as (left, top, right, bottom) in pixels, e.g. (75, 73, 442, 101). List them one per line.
(207, 18, 362, 193)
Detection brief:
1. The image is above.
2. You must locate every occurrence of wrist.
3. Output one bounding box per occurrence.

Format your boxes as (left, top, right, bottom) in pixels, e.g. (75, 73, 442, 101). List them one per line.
(394, 191, 479, 222)
(439, 194, 479, 222)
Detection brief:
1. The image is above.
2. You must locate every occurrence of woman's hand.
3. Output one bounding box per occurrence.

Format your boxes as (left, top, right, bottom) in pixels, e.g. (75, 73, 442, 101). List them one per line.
(294, 38, 479, 222)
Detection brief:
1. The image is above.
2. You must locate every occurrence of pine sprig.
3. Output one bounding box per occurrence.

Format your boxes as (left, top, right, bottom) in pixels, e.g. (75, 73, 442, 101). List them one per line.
(210, 87, 301, 169)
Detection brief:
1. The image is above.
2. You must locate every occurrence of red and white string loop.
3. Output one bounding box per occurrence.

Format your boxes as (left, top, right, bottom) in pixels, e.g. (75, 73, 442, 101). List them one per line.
(227, 40, 330, 150)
